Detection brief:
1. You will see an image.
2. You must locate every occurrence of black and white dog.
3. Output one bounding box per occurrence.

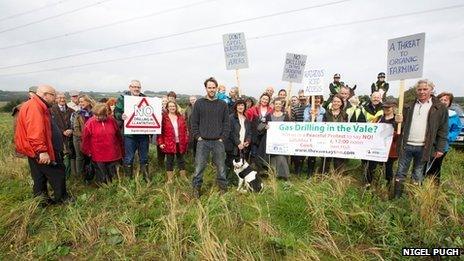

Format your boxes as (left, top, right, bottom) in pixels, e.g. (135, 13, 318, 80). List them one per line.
(232, 157, 263, 193)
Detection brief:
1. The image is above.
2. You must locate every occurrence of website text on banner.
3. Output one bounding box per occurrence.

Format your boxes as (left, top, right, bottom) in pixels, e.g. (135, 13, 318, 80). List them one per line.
(124, 96, 162, 135)
(266, 122, 394, 162)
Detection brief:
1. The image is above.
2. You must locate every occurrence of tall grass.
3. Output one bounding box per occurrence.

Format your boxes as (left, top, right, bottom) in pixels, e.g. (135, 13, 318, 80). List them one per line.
(0, 113, 463, 259)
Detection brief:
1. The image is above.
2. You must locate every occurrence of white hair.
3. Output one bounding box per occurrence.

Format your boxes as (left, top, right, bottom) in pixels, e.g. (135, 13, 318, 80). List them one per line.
(129, 80, 141, 87)
(415, 79, 435, 90)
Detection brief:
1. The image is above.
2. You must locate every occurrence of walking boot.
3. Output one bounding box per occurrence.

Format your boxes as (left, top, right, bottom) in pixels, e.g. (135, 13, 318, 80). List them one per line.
(166, 171, 174, 183)
(140, 164, 150, 181)
(123, 165, 133, 178)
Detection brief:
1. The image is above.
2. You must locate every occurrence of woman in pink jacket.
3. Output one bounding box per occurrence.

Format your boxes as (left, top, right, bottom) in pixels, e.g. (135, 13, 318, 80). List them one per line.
(82, 103, 123, 184)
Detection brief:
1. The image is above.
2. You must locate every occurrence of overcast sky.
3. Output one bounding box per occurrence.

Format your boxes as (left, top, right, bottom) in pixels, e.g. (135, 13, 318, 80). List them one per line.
(0, 0, 463, 98)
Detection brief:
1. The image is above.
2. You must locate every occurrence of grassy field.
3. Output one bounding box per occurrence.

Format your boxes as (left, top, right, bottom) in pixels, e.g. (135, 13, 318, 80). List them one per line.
(0, 112, 463, 260)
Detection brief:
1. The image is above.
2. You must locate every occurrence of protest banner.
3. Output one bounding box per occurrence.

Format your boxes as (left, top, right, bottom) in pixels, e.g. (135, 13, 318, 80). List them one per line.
(124, 96, 162, 135)
(223, 32, 249, 97)
(386, 32, 425, 133)
(266, 122, 394, 162)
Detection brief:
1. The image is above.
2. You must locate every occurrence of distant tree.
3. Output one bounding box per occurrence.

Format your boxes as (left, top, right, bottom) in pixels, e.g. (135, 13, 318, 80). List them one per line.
(404, 86, 417, 105)
(1, 99, 22, 113)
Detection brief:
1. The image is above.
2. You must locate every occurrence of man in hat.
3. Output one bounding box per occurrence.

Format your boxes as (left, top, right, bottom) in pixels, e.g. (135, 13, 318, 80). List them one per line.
(67, 90, 80, 111)
(371, 72, 389, 100)
(328, 73, 345, 104)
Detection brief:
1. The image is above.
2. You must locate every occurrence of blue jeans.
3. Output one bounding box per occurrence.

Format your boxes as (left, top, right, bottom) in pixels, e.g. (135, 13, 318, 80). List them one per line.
(396, 145, 426, 182)
(123, 135, 149, 165)
(192, 140, 227, 188)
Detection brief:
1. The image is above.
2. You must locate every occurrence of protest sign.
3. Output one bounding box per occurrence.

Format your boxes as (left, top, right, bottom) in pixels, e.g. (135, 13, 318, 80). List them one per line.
(282, 53, 307, 83)
(387, 32, 425, 81)
(303, 69, 325, 96)
(266, 122, 394, 162)
(223, 32, 249, 70)
(124, 96, 162, 135)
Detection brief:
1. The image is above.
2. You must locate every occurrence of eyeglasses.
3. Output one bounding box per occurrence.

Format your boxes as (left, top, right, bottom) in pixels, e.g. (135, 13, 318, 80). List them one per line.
(44, 92, 56, 97)
(130, 85, 141, 89)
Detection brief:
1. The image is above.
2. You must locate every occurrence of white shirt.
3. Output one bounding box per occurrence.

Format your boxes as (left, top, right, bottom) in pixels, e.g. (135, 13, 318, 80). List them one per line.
(238, 115, 246, 143)
(171, 117, 180, 143)
(407, 98, 432, 146)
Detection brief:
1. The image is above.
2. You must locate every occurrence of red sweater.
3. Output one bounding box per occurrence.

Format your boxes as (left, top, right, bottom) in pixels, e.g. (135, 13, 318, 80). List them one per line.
(81, 116, 123, 162)
(157, 113, 189, 154)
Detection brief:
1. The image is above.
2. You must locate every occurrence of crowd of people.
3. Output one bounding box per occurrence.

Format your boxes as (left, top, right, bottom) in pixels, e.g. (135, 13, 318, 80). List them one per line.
(12, 72, 462, 206)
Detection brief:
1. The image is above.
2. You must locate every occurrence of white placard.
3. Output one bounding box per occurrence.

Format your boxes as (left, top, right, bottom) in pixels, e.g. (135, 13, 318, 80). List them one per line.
(282, 53, 307, 83)
(223, 32, 249, 70)
(124, 96, 162, 135)
(266, 122, 394, 162)
(303, 69, 325, 96)
(387, 32, 425, 81)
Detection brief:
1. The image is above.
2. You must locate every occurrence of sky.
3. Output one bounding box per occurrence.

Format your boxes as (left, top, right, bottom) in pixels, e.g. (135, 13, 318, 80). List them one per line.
(0, 0, 463, 98)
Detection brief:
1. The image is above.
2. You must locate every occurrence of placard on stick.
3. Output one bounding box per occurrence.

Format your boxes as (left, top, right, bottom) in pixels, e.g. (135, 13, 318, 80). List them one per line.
(223, 32, 249, 70)
(303, 69, 325, 96)
(387, 32, 425, 81)
(282, 53, 307, 83)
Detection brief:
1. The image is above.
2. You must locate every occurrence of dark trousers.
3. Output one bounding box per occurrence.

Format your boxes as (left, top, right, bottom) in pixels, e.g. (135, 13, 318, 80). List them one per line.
(157, 145, 165, 167)
(307, 157, 317, 177)
(425, 152, 447, 184)
(321, 157, 346, 174)
(28, 157, 68, 202)
(364, 160, 379, 184)
(165, 144, 186, 171)
(95, 161, 118, 184)
(385, 157, 397, 182)
(292, 156, 306, 175)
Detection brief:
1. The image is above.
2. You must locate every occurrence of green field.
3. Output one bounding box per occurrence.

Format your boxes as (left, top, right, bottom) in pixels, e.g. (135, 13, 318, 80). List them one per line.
(0, 112, 463, 260)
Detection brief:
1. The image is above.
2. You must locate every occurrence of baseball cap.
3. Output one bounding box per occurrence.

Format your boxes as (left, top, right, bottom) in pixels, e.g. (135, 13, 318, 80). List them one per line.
(69, 90, 80, 96)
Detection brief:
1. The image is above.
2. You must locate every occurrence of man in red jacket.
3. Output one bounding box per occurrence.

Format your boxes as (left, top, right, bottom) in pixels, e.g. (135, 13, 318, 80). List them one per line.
(15, 84, 70, 206)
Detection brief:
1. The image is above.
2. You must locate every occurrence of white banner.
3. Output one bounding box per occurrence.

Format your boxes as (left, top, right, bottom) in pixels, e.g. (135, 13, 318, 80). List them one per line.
(387, 32, 425, 81)
(282, 53, 307, 83)
(223, 32, 249, 70)
(124, 96, 162, 135)
(303, 69, 325, 96)
(266, 122, 394, 162)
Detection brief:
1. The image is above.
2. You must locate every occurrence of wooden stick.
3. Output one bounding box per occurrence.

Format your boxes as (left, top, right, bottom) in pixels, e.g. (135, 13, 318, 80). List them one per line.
(397, 79, 405, 135)
(286, 81, 292, 105)
(235, 69, 242, 98)
(311, 95, 316, 122)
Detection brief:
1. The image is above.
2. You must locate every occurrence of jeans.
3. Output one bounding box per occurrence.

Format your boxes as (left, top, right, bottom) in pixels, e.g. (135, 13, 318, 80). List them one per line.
(192, 140, 227, 189)
(165, 144, 186, 171)
(123, 135, 149, 165)
(396, 145, 426, 182)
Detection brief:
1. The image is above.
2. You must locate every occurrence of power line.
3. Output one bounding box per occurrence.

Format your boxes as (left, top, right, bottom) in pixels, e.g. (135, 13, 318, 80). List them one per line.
(0, 0, 219, 50)
(0, 0, 114, 34)
(1, 3, 462, 77)
(0, 0, 351, 70)
(0, 0, 74, 23)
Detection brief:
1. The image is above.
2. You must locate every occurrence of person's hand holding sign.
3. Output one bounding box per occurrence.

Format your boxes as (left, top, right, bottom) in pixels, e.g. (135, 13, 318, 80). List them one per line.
(122, 113, 127, 121)
(159, 144, 165, 149)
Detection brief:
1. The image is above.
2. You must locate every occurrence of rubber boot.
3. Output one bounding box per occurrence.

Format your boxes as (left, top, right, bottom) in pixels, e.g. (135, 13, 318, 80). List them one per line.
(123, 165, 133, 178)
(179, 170, 187, 179)
(166, 171, 174, 183)
(393, 179, 403, 199)
(140, 164, 150, 181)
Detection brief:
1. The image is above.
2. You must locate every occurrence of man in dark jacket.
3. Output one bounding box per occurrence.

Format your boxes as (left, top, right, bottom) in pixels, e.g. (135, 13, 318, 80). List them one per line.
(50, 92, 75, 177)
(191, 77, 230, 198)
(114, 80, 150, 180)
(393, 79, 448, 198)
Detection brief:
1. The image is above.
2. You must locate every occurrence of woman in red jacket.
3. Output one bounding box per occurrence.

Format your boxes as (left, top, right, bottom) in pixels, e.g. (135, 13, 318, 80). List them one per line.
(81, 103, 123, 184)
(157, 101, 189, 183)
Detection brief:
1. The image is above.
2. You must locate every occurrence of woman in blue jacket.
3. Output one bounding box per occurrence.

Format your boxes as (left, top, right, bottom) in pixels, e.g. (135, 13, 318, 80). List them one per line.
(426, 92, 462, 184)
